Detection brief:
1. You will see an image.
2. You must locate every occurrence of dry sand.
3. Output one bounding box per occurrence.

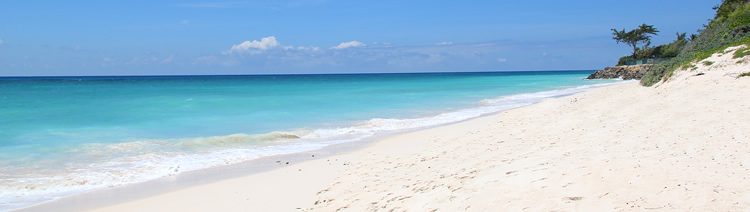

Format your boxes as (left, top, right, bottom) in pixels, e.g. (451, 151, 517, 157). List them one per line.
(308, 45, 750, 211)
(46, 45, 750, 211)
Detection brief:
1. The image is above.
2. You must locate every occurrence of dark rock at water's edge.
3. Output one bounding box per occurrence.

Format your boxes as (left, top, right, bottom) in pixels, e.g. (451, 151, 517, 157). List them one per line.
(586, 64, 654, 80)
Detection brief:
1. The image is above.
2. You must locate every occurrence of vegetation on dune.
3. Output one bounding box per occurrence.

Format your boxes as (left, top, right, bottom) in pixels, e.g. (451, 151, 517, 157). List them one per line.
(639, 0, 750, 86)
(739, 72, 750, 77)
(615, 32, 690, 66)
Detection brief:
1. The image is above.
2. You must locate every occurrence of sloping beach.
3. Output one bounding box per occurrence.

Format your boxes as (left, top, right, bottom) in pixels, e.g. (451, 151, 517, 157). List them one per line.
(306, 48, 750, 211)
(26, 46, 750, 211)
(307, 46, 750, 211)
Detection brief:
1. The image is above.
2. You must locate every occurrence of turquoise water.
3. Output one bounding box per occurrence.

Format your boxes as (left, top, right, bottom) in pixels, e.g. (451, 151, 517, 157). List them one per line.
(0, 71, 618, 209)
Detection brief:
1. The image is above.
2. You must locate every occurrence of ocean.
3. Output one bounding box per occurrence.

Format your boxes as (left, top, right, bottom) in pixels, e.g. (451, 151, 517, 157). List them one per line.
(0, 71, 619, 210)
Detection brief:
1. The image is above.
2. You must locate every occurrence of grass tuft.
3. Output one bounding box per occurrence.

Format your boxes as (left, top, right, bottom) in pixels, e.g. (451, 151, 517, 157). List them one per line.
(734, 46, 750, 58)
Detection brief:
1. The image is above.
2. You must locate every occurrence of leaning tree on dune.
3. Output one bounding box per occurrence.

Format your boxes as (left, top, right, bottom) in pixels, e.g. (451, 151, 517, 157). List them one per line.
(611, 23, 660, 59)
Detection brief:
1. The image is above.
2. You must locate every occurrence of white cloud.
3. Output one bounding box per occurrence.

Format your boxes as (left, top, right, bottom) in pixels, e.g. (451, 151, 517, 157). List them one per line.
(181, 20, 189, 24)
(297, 46, 320, 51)
(330, 41, 365, 49)
(224, 36, 280, 54)
(497, 58, 507, 62)
(436, 42, 452, 45)
(0, 38, 4, 45)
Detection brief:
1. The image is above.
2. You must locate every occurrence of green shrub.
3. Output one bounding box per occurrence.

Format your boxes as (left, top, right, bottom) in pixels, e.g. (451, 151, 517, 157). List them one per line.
(627, 40, 687, 61)
(728, 4, 750, 29)
(617, 56, 634, 66)
(703, 60, 715, 66)
(739, 72, 750, 77)
(734, 45, 750, 58)
(730, 12, 750, 29)
(715, 0, 750, 21)
(659, 40, 688, 57)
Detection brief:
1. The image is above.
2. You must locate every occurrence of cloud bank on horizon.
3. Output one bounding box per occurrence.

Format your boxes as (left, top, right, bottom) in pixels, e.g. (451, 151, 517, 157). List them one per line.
(195, 35, 528, 73)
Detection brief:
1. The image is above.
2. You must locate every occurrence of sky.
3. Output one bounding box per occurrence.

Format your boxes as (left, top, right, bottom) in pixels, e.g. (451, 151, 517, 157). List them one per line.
(0, 0, 721, 76)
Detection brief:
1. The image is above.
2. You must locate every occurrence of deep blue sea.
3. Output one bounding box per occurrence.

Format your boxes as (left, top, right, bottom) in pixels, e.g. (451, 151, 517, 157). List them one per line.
(0, 71, 619, 210)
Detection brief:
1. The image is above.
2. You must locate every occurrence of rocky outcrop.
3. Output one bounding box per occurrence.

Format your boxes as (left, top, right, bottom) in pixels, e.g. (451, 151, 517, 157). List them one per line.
(586, 64, 654, 80)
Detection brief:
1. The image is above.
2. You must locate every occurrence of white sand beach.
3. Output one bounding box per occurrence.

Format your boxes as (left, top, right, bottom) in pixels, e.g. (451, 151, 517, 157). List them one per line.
(307, 46, 750, 211)
(24, 45, 749, 211)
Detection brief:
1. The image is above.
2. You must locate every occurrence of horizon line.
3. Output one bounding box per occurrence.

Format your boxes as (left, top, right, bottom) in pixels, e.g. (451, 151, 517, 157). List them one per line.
(0, 69, 597, 79)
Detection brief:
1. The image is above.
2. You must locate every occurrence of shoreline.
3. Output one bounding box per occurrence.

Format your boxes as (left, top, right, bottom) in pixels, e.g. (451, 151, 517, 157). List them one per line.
(17, 101, 526, 212)
(18, 52, 750, 210)
(14, 136, 380, 212)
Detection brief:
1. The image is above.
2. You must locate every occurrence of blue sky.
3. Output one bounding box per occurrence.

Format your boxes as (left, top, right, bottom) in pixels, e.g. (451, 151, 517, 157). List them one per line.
(0, 0, 719, 76)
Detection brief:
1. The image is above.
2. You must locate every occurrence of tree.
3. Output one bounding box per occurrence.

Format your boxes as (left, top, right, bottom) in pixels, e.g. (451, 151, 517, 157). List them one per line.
(611, 23, 660, 59)
(676, 32, 687, 41)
